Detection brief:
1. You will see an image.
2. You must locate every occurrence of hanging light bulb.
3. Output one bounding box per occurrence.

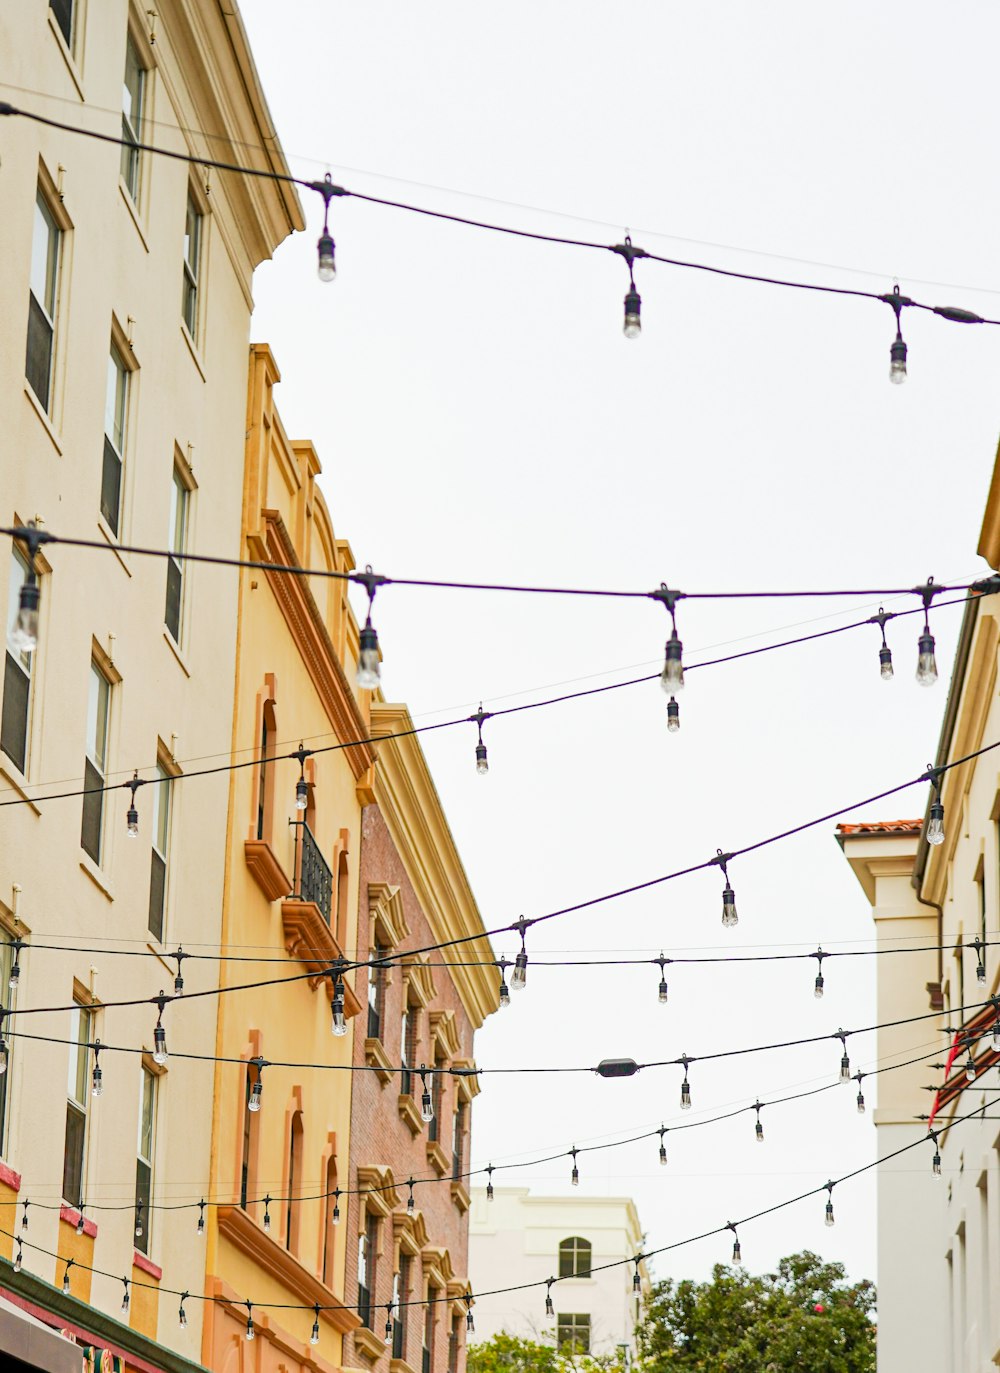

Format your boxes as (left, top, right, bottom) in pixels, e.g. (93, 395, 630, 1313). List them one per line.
(472, 706, 490, 776)
(9, 573, 40, 654)
(263, 1196, 271, 1233)
(384, 1306, 394, 1346)
(545, 1279, 555, 1318)
(813, 949, 825, 999)
(824, 1184, 835, 1227)
(331, 977, 347, 1036)
(420, 1068, 434, 1123)
(974, 939, 986, 987)
(916, 627, 938, 686)
(623, 287, 642, 339)
(679, 1057, 692, 1111)
(295, 745, 310, 811)
(407, 1181, 415, 1216)
(932, 1146, 942, 1178)
(486, 1165, 495, 1201)
(9, 941, 22, 993)
(497, 959, 511, 1008)
(656, 955, 669, 1004)
(836, 1031, 850, 1083)
(62, 1260, 73, 1294)
(20, 1201, 28, 1233)
(173, 947, 186, 997)
(317, 230, 336, 283)
(134, 1200, 144, 1238)
(854, 1074, 866, 1114)
(879, 644, 894, 680)
(75, 1209, 85, 1236)
(754, 1104, 764, 1144)
(153, 994, 168, 1065)
(311, 1304, 321, 1346)
(728, 1225, 741, 1264)
(121, 1278, 131, 1315)
(511, 923, 529, 991)
(632, 1259, 642, 1293)
(332, 1190, 341, 1225)
(658, 1127, 668, 1166)
(248, 1060, 264, 1112)
(661, 629, 684, 694)
(570, 1147, 579, 1186)
(927, 797, 945, 847)
(716, 852, 738, 928)
(245, 1303, 254, 1341)
(466, 1292, 475, 1332)
(197, 1200, 206, 1236)
(13, 1240, 22, 1273)
(666, 696, 680, 732)
(889, 331, 907, 384)
(965, 1049, 977, 1083)
(357, 615, 381, 689)
(992, 1016, 1000, 1052)
(179, 1294, 189, 1330)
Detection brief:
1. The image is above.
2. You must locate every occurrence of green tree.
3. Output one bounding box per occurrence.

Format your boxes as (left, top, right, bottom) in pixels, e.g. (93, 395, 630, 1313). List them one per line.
(467, 1331, 628, 1373)
(637, 1251, 875, 1372)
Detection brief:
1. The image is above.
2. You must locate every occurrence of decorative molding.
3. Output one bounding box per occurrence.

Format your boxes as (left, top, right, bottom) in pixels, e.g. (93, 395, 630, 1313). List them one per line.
(425, 1141, 448, 1178)
(404, 959, 436, 1010)
(450, 1180, 471, 1215)
(390, 1359, 418, 1373)
(280, 900, 362, 1014)
(261, 511, 375, 781)
(353, 1324, 387, 1363)
(357, 1166, 399, 1216)
(370, 882, 409, 949)
(428, 1010, 461, 1060)
(244, 839, 293, 902)
(420, 1244, 453, 1290)
(365, 1037, 395, 1085)
(216, 1206, 360, 1334)
(451, 1059, 481, 1101)
(392, 1210, 428, 1256)
(398, 1094, 423, 1137)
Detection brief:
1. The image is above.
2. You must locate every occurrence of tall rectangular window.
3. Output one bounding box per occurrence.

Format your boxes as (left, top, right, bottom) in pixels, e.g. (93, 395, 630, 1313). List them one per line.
(148, 764, 171, 941)
(423, 1287, 437, 1373)
(447, 1315, 461, 1373)
(358, 1212, 378, 1329)
(557, 1314, 591, 1355)
(120, 33, 145, 202)
(392, 1258, 410, 1359)
(134, 1066, 155, 1255)
(429, 1057, 444, 1143)
(182, 192, 201, 338)
(400, 1003, 416, 1097)
(368, 946, 385, 1040)
(50, 0, 74, 48)
(26, 190, 60, 412)
(452, 1100, 466, 1180)
(81, 661, 111, 864)
(102, 343, 128, 534)
(165, 467, 188, 644)
(63, 1003, 91, 1205)
(2, 550, 35, 774)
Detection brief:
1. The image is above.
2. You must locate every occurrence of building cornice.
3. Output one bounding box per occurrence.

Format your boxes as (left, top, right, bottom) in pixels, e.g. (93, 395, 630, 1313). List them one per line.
(370, 703, 498, 1029)
(261, 512, 375, 781)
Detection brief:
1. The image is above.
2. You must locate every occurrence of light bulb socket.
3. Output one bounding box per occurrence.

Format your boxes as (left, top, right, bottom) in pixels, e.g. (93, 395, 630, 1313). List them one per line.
(623, 288, 642, 337)
(475, 742, 489, 775)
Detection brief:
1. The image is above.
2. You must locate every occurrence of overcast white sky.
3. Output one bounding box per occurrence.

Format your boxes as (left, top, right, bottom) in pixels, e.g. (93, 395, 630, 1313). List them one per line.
(241, 1, 1000, 1307)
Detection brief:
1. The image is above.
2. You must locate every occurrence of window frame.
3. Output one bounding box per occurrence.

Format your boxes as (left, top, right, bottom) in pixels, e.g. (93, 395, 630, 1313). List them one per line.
(358, 1210, 378, 1329)
(558, 1236, 593, 1279)
(2, 548, 36, 776)
(134, 1063, 156, 1255)
(368, 944, 386, 1041)
(49, 0, 76, 50)
(63, 1002, 92, 1206)
(164, 462, 190, 646)
(26, 187, 61, 414)
(148, 759, 173, 942)
(120, 28, 146, 204)
(81, 659, 112, 866)
(101, 337, 131, 536)
(556, 1312, 591, 1355)
(181, 188, 203, 341)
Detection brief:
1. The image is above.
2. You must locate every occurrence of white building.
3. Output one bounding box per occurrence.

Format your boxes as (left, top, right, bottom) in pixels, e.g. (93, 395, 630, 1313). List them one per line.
(838, 438, 1000, 1372)
(468, 1188, 648, 1359)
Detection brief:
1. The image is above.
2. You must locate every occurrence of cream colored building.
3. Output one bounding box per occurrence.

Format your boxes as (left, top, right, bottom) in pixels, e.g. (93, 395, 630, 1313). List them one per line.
(467, 1189, 648, 1359)
(0, 1, 300, 1368)
(839, 443, 1000, 1373)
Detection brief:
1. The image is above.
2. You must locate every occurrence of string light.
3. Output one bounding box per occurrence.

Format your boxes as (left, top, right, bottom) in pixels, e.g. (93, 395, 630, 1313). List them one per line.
(613, 236, 646, 338)
(197, 1199, 206, 1235)
(126, 772, 141, 838)
(632, 1257, 643, 1292)
(248, 1058, 264, 1112)
(355, 567, 385, 690)
(813, 949, 825, 999)
(466, 1290, 475, 1332)
(666, 696, 680, 732)
(824, 1182, 835, 1227)
(173, 947, 187, 997)
(974, 939, 987, 987)
(331, 962, 347, 1036)
(294, 744, 310, 811)
(545, 1278, 555, 1318)
(658, 1126, 668, 1166)
(8, 940, 22, 993)
(121, 1277, 131, 1315)
(20, 1201, 28, 1233)
(836, 1030, 851, 1083)
(179, 1292, 189, 1329)
(753, 1102, 764, 1143)
(728, 1223, 741, 1263)
(245, 1301, 254, 1341)
(570, 1146, 580, 1186)
(308, 173, 344, 283)
(311, 1303, 321, 1346)
(332, 1190, 341, 1225)
(263, 1196, 272, 1233)
(679, 1055, 693, 1110)
(406, 1179, 415, 1216)
(916, 581, 940, 686)
(883, 286, 909, 383)
(62, 1259, 73, 1294)
(134, 1199, 144, 1238)
(510, 920, 529, 992)
(497, 959, 511, 1009)
(924, 763, 945, 846)
(384, 1305, 393, 1346)
(152, 993, 168, 1065)
(656, 586, 684, 693)
(8, 523, 47, 654)
(992, 1012, 1000, 1053)
(930, 1133, 942, 1177)
(715, 851, 738, 929)
(420, 1068, 434, 1123)
(0, 1014, 9, 1077)
(964, 1041, 977, 1082)
(486, 1165, 494, 1201)
(13, 1239, 22, 1273)
(872, 607, 894, 680)
(854, 1073, 866, 1114)
(656, 955, 669, 1004)
(75, 1207, 85, 1236)
(472, 706, 490, 776)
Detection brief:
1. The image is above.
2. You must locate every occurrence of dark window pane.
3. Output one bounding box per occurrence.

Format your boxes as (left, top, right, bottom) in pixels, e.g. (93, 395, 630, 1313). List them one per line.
(134, 1157, 151, 1254)
(1, 655, 29, 774)
(25, 295, 53, 411)
(149, 848, 166, 942)
(49, 0, 72, 45)
(165, 556, 182, 641)
(63, 1102, 85, 1205)
(101, 435, 122, 534)
(81, 757, 104, 863)
(298, 821, 333, 922)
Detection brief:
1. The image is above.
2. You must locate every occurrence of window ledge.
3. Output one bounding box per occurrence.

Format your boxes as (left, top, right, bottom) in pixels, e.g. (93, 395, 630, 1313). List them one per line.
(162, 629, 190, 677)
(132, 1251, 161, 1281)
(0, 763, 41, 817)
(47, 10, 85, 99)
(118, 180, 149, 252)
(180, 321, 206, 382)
(243, 839, 292, 902)
(60, 1205, 97, 1238)
(281, 901, 363, 1012)
(353, 1325, 387, 1363)
(450, 1179, 470, 1214)
(425, 1141, 449, 1178)
(365, 1037, 394, 1085)
(96, 516, 132, 577)
(0, 1162, 21, 1193)
(398, 1094, 422, 1137)
(390, 1359, 418, 1373)
(79, 854, 114, 903)
(23, 383, 63, 455)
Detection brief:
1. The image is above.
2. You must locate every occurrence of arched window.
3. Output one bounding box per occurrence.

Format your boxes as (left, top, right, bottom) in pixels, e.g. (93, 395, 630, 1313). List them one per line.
(322, 1154, 338, 1287)
(256, 700, 276, 841)
(239, 1060, 261, 1211)
(336, 849, 349, 947)
(558, 1236, 592, 1278)
(286, 1109, 304, 1253)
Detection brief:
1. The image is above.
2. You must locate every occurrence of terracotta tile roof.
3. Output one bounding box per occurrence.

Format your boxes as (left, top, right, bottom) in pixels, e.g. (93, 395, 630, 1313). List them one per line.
(835, 819, 923, 835)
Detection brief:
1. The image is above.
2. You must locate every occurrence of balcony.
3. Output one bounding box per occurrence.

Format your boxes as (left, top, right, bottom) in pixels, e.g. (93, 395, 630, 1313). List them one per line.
(296, 821, 332, 924)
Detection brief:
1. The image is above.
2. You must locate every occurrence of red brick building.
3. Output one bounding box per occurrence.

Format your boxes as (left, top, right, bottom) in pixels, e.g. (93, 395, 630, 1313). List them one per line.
(345, 702, 497, 1373)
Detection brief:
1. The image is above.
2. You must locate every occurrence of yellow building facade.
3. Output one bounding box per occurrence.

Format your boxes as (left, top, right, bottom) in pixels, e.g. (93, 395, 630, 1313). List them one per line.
(0, 2, 300, 1369)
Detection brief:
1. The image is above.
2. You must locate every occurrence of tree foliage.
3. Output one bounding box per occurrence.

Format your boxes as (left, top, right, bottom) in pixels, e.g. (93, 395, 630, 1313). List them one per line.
(637, 1251, 875, 1372)
(467, 1331, 627, 1373)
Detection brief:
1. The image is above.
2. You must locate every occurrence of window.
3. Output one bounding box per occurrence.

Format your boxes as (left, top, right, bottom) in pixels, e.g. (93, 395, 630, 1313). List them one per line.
(101, 344, 129, 534)
(428, 1056, 444, 1143)
(63, 1003, 91, 1205)
(50, 0, 75, 48)
(148, 763, 171, 940)
(452, 1101, 466, 1180)
(255, 701, 276, 841)
(81, 661, 111, 864)
(322, 1156, 338, 1287)
(447, 1315, 461, 1373)
(181, 191, 201, 338)
(240, 1065, 253, 1209)
(368, 946, 385, 1040)
(120, 32, 145, 202)
(2, 550, 35, 774)
(558, 1237, 592, 1279)
(423, 1286, 437, 1373)
(392, 1257, 410, 1359)
(557, 1313, 591, 1355)
(135, 1065, 155, 1254)
(400, 1002, 417, 1097)
(26, 189, 60, 412)
(286, 1110, 303, 1253)
(164, 467, 188, 643)
(358, 1212, 378, 1329)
